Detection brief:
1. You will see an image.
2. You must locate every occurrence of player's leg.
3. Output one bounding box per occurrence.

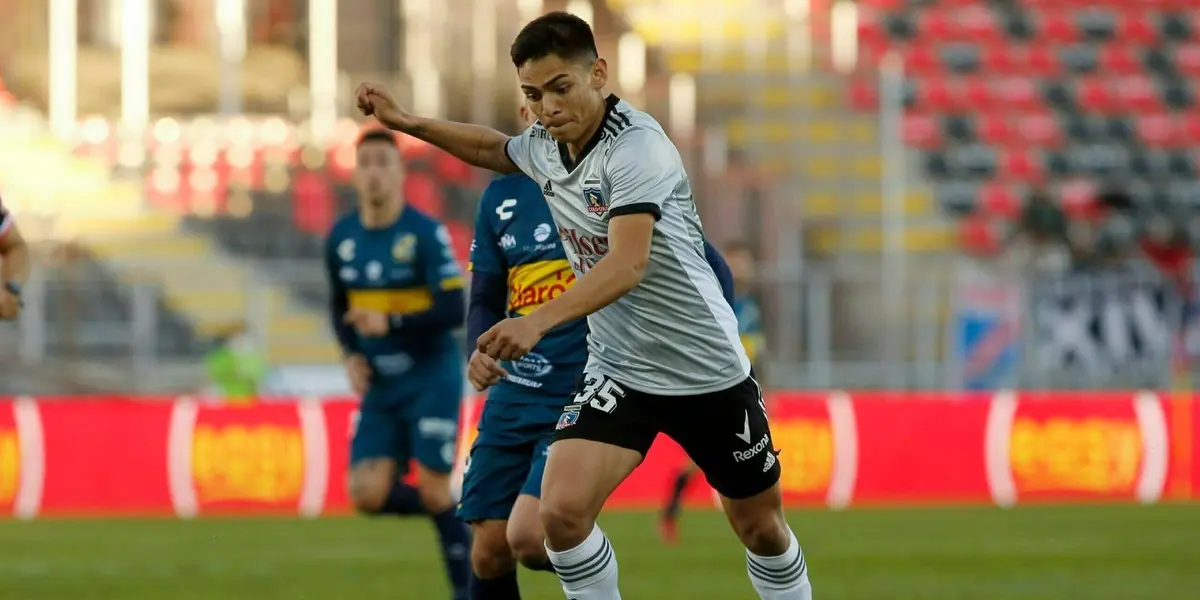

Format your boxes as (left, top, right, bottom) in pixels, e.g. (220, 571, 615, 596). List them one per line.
(506, 435, 553, 572)
(666, 377, 811, 600)
(542, 373, 657, 600)
(660, 457, 700, 544)
(411, 372, 472, 600)
(348, 401, 423, 516)
(459, 402, 540, 599)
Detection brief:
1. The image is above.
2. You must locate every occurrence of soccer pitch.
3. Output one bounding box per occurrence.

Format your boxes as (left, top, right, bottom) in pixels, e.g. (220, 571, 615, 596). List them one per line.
(1, 505, 1196, 600)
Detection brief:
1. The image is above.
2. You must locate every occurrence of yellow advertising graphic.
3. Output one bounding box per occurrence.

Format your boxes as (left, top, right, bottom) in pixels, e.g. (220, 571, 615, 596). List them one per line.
(508, 260, 575, 316)
(1009, 417, 1141, 494)
(192, 424, 305, 503)
(0, 427, 18, 505)
(773, 418, 834, 494)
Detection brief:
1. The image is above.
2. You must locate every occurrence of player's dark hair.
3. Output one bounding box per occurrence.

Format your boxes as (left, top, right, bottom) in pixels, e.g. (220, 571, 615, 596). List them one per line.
(356, 128, 399, 149)
(510, 12, 599, 68)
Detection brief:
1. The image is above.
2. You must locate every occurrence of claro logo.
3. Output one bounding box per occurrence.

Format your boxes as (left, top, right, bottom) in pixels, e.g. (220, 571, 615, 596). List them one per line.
(0, 428, 17, 504)
(1010, 417, 1141, 493)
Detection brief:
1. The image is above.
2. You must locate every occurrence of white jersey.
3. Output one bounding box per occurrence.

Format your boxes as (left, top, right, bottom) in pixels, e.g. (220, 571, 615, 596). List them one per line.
(504, 95, 750, 395)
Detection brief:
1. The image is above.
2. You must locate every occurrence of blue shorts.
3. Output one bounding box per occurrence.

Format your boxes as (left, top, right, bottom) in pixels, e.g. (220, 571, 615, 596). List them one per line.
(349, 361, 464, 475)
(457, 388, 565, 523)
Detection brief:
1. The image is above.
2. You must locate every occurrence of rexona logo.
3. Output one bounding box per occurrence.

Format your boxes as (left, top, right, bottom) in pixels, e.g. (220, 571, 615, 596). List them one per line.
(0, 427, 18, 506)
(192, 424, 304, 503)
(773, 418, 834, 494)
(733, 433, 771, 462)
(1009, 417, 1141, 494)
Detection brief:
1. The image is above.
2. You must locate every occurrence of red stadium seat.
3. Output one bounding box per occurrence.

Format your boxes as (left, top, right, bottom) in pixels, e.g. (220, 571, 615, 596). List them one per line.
(902, 113, 941, 149)
(857, 11, 887, 49)
(1097, 44, 1142, 76)
(402, 172, 445, 216)
(1182, 112, 1200, 142)
(1113, 76, 1160, 113)
(1025, 44, 1062, 77)
(994, 77, 1042, 112)
(998, 148, 1043, 182)
(1058, 179, 1098, 215)
(919, 11, 962, 41)
(958, 214, 1002, 256)
(1176, 44, 1200, 78)
(1077, 77, 1116, 113)
(1039, 12, 1078, 44)
(918, 77, 964, 112)
(959, 7, 1001, 42)
(980, 42, 1021, 75)
(1115, 11, 1158, 46)
(963, 77, 994, 108)
(979, 182, 1022, 219)
(902, 44, 941, 76)
(1136, 114, 1181, 148)
(978, 114, 1015, 145)
(1017, 113, 1063, 148)
(291, 170, 335, 233)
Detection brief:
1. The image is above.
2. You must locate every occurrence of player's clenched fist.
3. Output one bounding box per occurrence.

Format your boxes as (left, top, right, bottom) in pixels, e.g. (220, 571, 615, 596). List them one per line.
(467, 350, 509, 392)
(355, 82, 412, 131)
(478, 317, 544, 362)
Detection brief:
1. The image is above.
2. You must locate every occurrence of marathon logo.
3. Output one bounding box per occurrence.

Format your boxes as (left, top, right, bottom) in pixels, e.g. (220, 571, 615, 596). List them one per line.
(733, 433, 772, 463)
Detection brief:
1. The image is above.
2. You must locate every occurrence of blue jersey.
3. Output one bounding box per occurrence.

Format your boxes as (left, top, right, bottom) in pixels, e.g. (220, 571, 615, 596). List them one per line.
(734, 295, 765, 365)
(469, 174, 587, 401)
(325, 206, 465, 378)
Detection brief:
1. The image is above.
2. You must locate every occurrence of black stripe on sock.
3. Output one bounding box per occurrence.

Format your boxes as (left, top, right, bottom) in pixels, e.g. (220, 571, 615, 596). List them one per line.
(559, 540, 613, 584)
(554, 536, 610, 578)
(747, 551, 806, 587)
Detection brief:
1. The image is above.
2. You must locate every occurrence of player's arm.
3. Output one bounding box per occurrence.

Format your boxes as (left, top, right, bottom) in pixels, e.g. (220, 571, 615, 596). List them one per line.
(466, 187, 509, 351)
(324, 234, 361, 355)
(522, 128, 673, 333)
(355, 82, 521, 174)
(704, 240, 736, 307)
(388, 225, 465, 334)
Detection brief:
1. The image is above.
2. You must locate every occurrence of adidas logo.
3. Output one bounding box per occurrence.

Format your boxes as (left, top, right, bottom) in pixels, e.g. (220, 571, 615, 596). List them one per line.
(543, 181, 555, 197)
(762, 451, 777, 473)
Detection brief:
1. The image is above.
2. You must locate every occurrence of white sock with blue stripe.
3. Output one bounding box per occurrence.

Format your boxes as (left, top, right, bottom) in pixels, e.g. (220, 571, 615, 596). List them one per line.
(546, 523, 621, 599)
(746, 528, 812, 599)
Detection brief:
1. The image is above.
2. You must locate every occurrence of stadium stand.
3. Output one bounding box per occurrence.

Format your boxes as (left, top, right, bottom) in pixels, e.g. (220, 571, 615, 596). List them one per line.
(608, 0, 952, 256)
(850, 0, 1200, 257)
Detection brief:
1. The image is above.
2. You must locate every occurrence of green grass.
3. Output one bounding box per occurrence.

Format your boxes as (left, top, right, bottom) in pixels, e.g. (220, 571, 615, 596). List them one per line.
(1, 505, 1197, 600)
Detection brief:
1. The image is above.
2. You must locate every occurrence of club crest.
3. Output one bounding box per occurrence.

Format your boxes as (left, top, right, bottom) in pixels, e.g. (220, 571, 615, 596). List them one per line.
(583, 177, 606, 216)
(392, 233, 417, 263)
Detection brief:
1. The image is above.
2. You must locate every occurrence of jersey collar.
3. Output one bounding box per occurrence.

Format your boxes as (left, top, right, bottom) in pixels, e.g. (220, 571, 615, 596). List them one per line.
(557, 94, 620, 174)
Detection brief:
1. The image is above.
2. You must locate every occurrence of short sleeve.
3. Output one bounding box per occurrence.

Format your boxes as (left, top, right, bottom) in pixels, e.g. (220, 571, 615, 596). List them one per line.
(422, 223, 465, 291)
(468, 182, 506, 275)
(603, 127, 680, 221)
(504, 125, 537, 177)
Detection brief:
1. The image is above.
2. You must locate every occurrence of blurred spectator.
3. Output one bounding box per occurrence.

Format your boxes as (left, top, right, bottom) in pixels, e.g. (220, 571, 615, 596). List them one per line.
(205, 323, 266, 404)
(1002, 190, 1070, 276)
(1140, 210, 1194, 288)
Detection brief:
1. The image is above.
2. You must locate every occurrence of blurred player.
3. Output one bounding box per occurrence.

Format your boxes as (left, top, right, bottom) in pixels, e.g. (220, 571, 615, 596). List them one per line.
(0, 193, 29, 321)
(355, 12, 811, 599)
(660, 240, 765, 544)
(325, 130, 471, 600)
(460, 105, 738, 600)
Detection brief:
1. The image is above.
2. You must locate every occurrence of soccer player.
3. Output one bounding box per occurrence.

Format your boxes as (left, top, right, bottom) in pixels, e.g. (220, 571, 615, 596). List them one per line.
(0, 193, 29, 321)
(355, 12, 811, 599)
(325, 130, 471, 600)
(660, 240, 766, 544)
(460, 104, 738, 600)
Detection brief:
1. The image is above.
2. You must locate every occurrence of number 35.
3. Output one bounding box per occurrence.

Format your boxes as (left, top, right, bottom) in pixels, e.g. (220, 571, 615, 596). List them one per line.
(573, 374, 625, 414)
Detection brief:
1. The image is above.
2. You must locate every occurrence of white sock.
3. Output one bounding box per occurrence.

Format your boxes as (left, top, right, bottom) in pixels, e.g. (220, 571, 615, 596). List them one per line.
(545, 523, 621, 599)
(746, 528, 812, 600)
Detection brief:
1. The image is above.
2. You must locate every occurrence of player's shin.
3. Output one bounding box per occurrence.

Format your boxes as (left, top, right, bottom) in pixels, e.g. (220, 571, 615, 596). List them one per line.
(745, 528, 812, 600)
(545, 524, 622, 600)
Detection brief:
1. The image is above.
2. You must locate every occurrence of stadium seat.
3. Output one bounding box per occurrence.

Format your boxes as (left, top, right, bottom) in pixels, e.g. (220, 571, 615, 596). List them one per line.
(999, 147, 1043, 182)
(1060, 45, 1099, 73)
(960, 7, 1002, 42)
(996, 77, 1042, 111)
(978, 113, 1015, 145)
(1040, 11, 1080, 44)
(1017, 113, 1064, 148)
(1076, 77, 1115, 113)
(1097, 44, 1141, 75)
(962, 77, 993, 107)
(919, 11, 961, 41)
(903, 44, 941, 76)
(1077, 9, 1116, 41)
(979, 182, 1022, 219)
(903, 114, 941, 148)
(1116, 11, 1158, 46)
(1136, 114, 1181, 148)
(1027, 44, 1063, 77)
(980, 42, 1020, 75)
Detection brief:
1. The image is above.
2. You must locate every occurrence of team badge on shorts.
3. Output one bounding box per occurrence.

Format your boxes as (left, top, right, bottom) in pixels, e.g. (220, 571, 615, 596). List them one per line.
(556, 409, 579, 430)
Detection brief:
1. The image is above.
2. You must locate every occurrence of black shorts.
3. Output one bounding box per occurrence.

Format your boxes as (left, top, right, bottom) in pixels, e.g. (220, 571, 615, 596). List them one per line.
(553, 370, 780, 500)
